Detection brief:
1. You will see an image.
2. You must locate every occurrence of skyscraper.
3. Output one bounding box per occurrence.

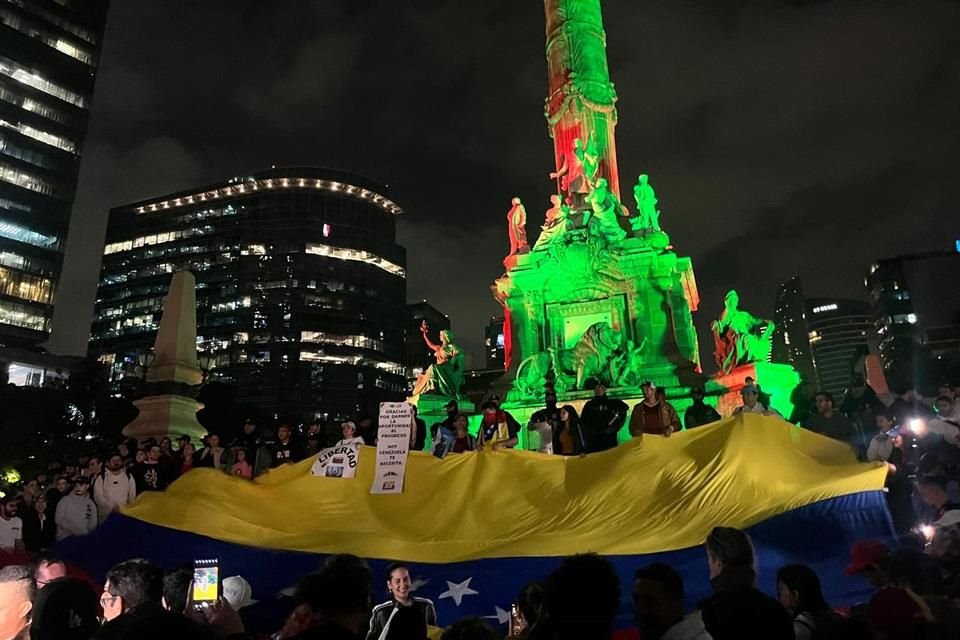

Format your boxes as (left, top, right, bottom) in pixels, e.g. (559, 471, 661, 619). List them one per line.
(484, 316, 505, 370)
(0, 0, 110, 346)
(771, 276, 816, 383)
(89, 167, 408, 423)
(806, 298, 872, 398)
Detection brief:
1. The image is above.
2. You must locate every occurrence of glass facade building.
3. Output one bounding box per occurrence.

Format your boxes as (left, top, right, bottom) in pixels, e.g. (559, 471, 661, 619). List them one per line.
(90, 168, 408, 423)
(0, 0, 110, 346)
(771, 276, 816, 384)
(805, 297, 872, 398)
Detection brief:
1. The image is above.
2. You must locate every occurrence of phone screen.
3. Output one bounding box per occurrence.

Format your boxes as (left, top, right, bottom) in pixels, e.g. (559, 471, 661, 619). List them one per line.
(192, 558, 220, 604)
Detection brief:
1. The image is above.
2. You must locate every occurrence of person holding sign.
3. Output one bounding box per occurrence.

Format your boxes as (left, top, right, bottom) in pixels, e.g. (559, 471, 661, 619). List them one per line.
(477, 401, 519, 451)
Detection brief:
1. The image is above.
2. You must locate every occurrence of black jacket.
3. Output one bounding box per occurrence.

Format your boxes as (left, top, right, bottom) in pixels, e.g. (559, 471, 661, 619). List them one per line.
(366, 598, 437, 640)
(699, 571, 794, 640)
(580, 395, 628, 453)
(21, 508, 55, 551)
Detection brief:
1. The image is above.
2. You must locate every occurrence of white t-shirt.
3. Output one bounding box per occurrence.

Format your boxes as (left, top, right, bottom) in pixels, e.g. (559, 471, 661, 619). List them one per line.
(336, 436, 365, 447)
(0, 516, 23, 551)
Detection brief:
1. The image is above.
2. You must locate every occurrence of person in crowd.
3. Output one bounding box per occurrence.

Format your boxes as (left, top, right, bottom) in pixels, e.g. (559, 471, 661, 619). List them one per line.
(92, 454, 137, 525)
(580, 382, 628, 453)
(867, 411, 918, 532)
(803, 391, 859, 447)
(929, 395, 960, 445)
(222, 576, 257, 612)
(685, 387, 721, 429)
(788, 379, 816, 424)
(732, 383, 782, 417)
(435, 414, 477, 457)
(175, 433, 191, 456)
(20, 478, 41, 510)
(29, 576, 100, 640)
(336, 421, 366, 447)
(356, 414, 377, 447)
(134, 449, 147, 465)
(271, 424, 304, 468)
(888, 386, 934, 426)
(633, 562, 709, 640)
(477, 401, 520, 450)
(367, 563, 437, 640)
(917, 475, 960, 528)
(511, 581, 545, 638)
(412, 405, 428, 451)
(161, 566, 192, 613)
(179, 443, 197, 476)
(85, 456, 104, 479)
(553, 405, 585, 456)
(487, 394, 521, 434)
(699, 526, 793, 639)
(441, 618, 500, 640)
(276, 554, 371, 640)
(305, 420, 324, 456)
(197, 433, 228, 470)
(432, 400, 460, 442)
(231, 449, 254, 479)
(133, 444, 173, 493)
(776, 564, 841, 640)
(744, 376, 772, 410)
(159, 437, 174, 460)
(0, 495, 25, 553)
(54, 475, 97, 541)
(233, 419, 263, 454)
(629, 381, 681, 437)
(542, 553, 620, 640)
(528, 391, 561, 454)
(44, 476, 70, 515)
(0, 565, 35, 640)
(867, 410, 899, 463)
(29, 550, 67, 589)
(20, 495, 54, 552)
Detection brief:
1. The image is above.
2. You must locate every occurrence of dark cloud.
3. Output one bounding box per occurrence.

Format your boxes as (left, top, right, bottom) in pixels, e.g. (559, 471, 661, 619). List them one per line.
(47, 0, 960, 373)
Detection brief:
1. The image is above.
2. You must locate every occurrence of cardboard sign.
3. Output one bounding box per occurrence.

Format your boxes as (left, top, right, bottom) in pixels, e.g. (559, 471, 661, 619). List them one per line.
(310, 444, 360, 478)
(371, 402, 413, 494)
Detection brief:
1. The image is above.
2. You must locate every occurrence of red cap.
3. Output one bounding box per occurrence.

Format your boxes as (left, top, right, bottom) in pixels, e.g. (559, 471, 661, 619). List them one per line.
(843, 539, 890, 575)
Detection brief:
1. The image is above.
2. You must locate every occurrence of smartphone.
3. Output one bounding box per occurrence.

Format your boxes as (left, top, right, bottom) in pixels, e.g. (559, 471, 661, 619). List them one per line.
(192, 558, 220, 608)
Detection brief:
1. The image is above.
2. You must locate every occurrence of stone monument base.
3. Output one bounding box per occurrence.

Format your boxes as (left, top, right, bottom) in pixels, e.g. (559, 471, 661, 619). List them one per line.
(122, 394, 207, 443)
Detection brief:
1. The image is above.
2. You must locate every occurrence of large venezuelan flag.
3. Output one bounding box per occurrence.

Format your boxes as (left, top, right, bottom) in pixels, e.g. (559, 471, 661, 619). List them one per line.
(60, 415, 893, 632)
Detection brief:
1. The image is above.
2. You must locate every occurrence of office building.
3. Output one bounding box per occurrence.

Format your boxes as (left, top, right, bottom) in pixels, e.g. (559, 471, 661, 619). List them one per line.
(405, 300, 449, 380)
(90, 167, 407, 423)
(771, 277, 816, 383)
(806, 298, 872, 398)
(485, 316, 505, 370)
(0, 0, 110, 345)
(866, 249, 960, 390)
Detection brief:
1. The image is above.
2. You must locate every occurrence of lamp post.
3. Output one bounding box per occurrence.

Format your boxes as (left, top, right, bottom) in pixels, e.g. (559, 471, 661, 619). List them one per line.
(136, 349, 156, 379)
(198, 353, 216, 384)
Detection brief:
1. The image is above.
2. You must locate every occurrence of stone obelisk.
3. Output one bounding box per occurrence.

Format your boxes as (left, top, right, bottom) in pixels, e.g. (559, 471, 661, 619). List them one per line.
(122, 271, 207, 442)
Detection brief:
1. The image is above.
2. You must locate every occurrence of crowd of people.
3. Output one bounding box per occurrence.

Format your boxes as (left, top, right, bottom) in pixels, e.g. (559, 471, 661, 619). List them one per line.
(3, 524, 960, 639)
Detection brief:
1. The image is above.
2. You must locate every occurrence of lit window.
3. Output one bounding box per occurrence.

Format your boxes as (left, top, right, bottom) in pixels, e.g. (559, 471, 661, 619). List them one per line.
(0, 299, 48, 331)
(0, 219, 58, 248)
(0, 161, 61, 197)
(0, 118, 76, 153)
(0, 56, 86, 107)
(305, 243, 405, 278)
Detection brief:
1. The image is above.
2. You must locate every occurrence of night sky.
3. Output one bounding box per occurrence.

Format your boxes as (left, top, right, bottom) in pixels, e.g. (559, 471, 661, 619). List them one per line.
(46, 0, 960, 369)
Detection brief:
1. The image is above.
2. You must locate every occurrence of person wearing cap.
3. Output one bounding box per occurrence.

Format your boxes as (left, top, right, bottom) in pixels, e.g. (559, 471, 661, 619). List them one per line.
(581, 382, 629, 453)
(867, 411, 917, 532)
(222, 576, 257, 611)
(232, 418, 263, 454)
(684, 387, 721, 429)
(629, 381, 681, 438)
(429, 400, 460, 443)
(528, 390, 561, 454)
(29, 576, 100, 640)
(477, 401, 520, 450)
(732, 383, 781, 417)
(54, 475, 97, 541)
(336, 421, 366, 447)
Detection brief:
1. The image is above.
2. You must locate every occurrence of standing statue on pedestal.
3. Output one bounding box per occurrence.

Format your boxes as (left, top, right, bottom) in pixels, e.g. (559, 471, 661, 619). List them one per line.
(411, 321, 464, 399)
(507, 197, 529, 255)
(711, 290, 775, 374)
(632, 174, 661, 232)
(549, 136, 599, 196)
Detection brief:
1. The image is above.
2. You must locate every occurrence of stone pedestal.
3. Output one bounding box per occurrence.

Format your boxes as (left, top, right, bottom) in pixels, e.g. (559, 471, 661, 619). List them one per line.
(710, 362, 800, 419)
(123, 394, 207, 443)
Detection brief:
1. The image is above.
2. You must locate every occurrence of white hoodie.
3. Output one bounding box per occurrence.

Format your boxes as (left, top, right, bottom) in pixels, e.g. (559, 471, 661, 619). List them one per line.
(92, 470, 137, 524)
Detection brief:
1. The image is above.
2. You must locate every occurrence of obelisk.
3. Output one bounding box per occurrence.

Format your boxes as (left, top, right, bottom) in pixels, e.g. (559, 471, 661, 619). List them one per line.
(122, 271, 207, 442)
(544, 0, 622, 200)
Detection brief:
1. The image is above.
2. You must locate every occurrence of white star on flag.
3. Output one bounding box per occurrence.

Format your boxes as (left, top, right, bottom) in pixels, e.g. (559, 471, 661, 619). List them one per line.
(411, 578, 430, 593)
(438, 577, 479, 606)
(483, 606, 511, 626)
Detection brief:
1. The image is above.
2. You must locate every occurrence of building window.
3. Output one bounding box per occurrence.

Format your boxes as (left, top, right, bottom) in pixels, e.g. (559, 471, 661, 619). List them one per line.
(0, 55, 87, 108)
(0, 161, 62, 197)
(0, 299, 48, 331)
(305, 243, 405, 278)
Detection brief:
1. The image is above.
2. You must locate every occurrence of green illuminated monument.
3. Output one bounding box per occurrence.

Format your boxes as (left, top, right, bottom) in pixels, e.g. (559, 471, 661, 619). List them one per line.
(492, 0, 701, 411)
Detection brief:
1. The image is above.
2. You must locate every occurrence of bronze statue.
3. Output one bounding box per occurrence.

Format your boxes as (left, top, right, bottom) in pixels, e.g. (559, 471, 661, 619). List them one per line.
(411, 321, 465, 398)
(710, 290, 775, 374)
(507, 197, 529, 255)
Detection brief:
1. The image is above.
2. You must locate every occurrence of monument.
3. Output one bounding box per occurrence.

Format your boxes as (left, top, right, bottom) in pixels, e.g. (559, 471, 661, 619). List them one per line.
(491, 0, 702, 425)
(122, 271, 207, 442)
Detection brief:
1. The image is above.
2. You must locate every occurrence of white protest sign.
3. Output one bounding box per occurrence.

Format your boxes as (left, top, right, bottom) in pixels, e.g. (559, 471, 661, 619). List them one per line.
(310, 444, 360, 478)
(370, 402, 413, 494)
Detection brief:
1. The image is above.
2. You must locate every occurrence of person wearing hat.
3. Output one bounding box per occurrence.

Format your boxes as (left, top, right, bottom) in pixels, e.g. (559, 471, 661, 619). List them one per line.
(732, 383, 781, 417)
(222, 576, 257, 611)
(54, 475, 97, 541)
(29, 577, 100, 640)
(336, 421, 366, 447)
(581, 382, 628, 453)
(628, 381, 681, 438)
(477, 401, 519, 451)
(685, 387, 721, 429)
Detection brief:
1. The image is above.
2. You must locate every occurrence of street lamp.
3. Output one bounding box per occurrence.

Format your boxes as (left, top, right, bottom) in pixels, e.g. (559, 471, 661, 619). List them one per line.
(135, 349, 156, 378)
(198, 353, 216, 383)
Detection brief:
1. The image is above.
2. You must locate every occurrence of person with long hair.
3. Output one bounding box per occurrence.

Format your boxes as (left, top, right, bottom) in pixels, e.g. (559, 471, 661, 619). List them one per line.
(699, 527, 793, 639)
(553, 406, 586, 456)
(777, 564, 840, 640)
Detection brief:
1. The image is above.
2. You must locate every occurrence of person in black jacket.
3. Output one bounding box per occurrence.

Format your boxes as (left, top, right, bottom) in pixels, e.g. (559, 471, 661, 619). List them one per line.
(21, 494, 55, 552)
(280, 554, 372, 640)
(699, 527, 794, 640)
(579, 383, 628, 453)
(367, 563, 437, 640)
